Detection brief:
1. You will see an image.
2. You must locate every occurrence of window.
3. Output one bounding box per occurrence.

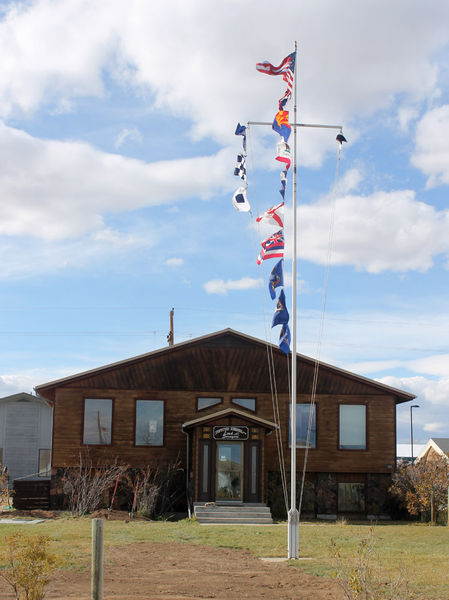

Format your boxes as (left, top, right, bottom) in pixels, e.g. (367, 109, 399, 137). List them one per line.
(83, 398, 112, 445)
(289, 403, 316, 448)
(339, 404, 366, 449)
(197, 397, 222, 411)
(135, 400, 164, 446)
(338, 482, 366, 512)
(232, 398, 256, 411)
(38, 449, 51, 477)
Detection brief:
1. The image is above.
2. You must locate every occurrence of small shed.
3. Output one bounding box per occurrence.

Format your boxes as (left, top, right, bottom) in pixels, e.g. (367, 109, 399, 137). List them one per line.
(0, 392, 53, 486)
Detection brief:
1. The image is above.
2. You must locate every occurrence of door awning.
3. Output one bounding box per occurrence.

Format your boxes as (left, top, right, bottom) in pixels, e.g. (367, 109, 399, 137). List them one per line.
(182, 407, 278, 431)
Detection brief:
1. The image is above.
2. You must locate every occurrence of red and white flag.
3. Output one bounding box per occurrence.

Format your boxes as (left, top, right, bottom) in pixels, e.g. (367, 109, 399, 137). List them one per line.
(256, 202, 284, 228)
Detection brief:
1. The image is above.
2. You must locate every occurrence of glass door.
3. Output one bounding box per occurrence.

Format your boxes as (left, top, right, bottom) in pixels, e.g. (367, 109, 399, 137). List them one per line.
(215, 442, 243, 501)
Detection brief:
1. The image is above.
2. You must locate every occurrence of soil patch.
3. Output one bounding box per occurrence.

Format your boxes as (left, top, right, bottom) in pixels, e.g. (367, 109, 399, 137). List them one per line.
(0, 541, 345, 600)
(0, 509, 148, 521)
(0, 509, 61, 520)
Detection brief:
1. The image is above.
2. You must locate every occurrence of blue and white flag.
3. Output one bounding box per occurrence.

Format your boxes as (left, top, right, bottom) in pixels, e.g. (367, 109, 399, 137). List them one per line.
(279, 323, 291, 355)
(234, 153, 247, 182)
(279, 170, 287, 199)
(235, 122, 247, 152)
(232, 186, 251, 212)
(272, 289, 289, 327)
(268, 259, 284, 300)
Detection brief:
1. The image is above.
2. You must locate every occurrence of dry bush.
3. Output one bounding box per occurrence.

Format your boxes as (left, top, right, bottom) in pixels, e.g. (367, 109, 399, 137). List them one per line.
(124, 459, 184, 518)
(390, 455, 449, 523)
(330, 526, 412, 600)
(0, 532, 60, 600)
(62, 452, 127, 516)
(0, 463, 13, 507)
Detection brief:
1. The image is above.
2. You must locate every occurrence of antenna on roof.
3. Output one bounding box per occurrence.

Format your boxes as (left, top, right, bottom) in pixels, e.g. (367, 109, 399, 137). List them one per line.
(167, 308, 174, 346)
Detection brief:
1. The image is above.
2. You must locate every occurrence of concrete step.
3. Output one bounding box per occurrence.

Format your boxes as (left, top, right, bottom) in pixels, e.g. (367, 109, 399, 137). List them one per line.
(194, 503, 273, 524)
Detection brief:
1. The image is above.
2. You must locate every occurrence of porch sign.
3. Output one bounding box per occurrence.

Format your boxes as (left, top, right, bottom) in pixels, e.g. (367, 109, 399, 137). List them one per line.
(213, 426, 248, 441)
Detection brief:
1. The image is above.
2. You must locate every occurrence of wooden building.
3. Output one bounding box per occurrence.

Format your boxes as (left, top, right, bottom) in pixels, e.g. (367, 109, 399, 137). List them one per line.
(35, 329, 415, 518)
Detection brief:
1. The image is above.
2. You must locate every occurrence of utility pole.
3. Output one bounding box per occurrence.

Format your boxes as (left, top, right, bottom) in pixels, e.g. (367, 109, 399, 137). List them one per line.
(167, 307, 174, 346)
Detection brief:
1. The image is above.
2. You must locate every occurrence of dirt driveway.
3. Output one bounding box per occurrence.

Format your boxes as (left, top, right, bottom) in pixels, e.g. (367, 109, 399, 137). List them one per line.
(0, 540, 345, 600)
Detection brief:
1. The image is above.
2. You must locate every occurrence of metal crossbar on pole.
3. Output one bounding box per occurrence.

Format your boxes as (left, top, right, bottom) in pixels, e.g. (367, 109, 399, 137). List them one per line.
(247, 121, 343, 131)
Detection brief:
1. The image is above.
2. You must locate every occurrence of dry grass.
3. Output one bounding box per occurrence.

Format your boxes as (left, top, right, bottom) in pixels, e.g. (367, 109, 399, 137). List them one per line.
(0, 518, 447, 599)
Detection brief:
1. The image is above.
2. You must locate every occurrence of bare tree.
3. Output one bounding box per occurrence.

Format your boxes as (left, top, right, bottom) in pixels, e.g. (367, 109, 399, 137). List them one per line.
(390, 454, 449, 524)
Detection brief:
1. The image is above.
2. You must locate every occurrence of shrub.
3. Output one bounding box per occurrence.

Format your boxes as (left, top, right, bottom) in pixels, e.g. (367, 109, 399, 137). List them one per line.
(0, 532, 60, 600)
(61, 452, 126, 515)
(330, 526, 412, 599)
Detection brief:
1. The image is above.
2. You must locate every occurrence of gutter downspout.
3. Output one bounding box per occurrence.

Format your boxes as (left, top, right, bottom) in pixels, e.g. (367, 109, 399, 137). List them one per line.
(181, 426, 192, 519)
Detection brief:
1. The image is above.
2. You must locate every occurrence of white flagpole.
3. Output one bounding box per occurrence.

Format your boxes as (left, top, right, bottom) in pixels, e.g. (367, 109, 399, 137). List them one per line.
(287, 40, 299, 560)
(248, 47, 343, 560)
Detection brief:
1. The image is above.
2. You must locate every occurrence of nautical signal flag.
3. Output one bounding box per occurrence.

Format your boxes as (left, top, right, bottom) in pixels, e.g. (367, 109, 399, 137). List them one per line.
(272, 110, 291, 142)
(279, 170, 287, 199)
(235, 122, 247, 152)
(276, 140, 291, 170)
(232, 186, 251, 212)
(272, 289, 289, 327)
(268, 259, 284, 300)
(257, 229, 284, 265)
(279, 323, 291, 355)
(256, 202, 284, 229)
(234, 153, 247, 181)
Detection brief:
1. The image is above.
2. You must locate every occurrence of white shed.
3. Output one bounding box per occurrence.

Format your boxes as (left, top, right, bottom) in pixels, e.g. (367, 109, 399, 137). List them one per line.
(0, 392, 53, 486)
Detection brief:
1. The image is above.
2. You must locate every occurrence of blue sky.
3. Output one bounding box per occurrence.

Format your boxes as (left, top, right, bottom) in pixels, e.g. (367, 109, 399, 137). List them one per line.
(0, 0, 449, 446)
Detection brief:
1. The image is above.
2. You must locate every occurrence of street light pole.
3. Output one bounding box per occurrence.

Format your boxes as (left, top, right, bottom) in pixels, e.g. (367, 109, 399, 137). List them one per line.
(410, 404, 419, 463)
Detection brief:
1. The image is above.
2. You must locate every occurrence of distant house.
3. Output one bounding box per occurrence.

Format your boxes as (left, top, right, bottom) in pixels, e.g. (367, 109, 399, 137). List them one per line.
(35, 329, 415, 519)
(416, 438, 449, 463)
(0, 392, 53, 486)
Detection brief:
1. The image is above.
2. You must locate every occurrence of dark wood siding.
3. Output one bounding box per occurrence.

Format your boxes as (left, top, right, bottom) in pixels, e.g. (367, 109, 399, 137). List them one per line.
(42, 331, 407, 483)
(52, 388, 396, 475)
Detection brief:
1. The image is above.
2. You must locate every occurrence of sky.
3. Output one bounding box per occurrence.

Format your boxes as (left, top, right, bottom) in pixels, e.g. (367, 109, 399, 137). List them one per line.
(0, 0, 448, 446)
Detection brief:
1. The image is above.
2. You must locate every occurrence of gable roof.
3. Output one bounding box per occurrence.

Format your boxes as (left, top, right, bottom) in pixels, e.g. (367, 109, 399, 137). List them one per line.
(416, 438, 449, 461)
(0, 391, 52, 407)
(35, 328, 415, 403)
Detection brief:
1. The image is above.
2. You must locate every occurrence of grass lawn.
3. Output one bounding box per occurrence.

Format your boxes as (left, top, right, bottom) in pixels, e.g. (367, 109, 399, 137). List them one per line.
(0, 518, 448, 599)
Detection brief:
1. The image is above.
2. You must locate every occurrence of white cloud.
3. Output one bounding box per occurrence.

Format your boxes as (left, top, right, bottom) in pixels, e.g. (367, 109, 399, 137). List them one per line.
(114, 127, 143, 149)
(397, 105, 419, 132)
(0, 373, 41, 396)
(0, 121, 233, 242)
(203, 277, 261, 295)
(166, 257, 184, 267)
(0, 1, 448, 162)
(412, 105, 449, 186)
(380, 375, 449, 409)
(338, 168, 364, 194)
(423, 422, 446, 433)
(297, 190, 449, 272)
(381, 375, 449, 443)
(408, 354, 449, 378)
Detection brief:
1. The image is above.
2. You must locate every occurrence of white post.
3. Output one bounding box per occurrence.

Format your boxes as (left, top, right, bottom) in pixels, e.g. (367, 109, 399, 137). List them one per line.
(91, 518, 104, 600)
(287, 40, 300, 560)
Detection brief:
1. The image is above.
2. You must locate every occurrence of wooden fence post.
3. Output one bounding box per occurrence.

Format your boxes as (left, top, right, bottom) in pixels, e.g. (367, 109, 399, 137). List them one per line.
(91, 518, 104, 600)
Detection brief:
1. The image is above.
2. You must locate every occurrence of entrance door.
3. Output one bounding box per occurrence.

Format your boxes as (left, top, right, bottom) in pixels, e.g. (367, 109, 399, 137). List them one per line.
(215, 442, 243, 501)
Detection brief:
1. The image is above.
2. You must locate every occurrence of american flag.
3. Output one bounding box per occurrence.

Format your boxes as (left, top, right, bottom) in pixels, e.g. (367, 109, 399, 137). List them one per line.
(257, 229, 284, 265)
(256, 52, 295, 106)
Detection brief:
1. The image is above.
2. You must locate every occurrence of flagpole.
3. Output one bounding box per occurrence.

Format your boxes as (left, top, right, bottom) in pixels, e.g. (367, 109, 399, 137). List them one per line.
(287, 40, 299, 560)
